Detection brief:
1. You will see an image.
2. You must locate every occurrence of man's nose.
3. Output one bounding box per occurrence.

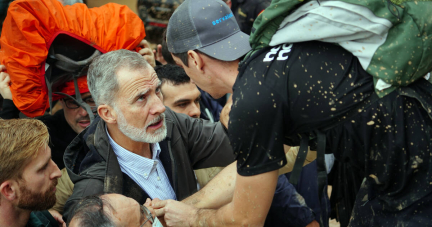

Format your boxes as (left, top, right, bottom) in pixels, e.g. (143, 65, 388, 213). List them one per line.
(50, 160, 62, 180)
(77, 105, 89, 116)
(149, 95, 166, 115)
(189, 103, 201, 118)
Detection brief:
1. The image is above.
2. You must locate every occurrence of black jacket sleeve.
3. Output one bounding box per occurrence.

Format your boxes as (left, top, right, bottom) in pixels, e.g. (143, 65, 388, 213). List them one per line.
(167, 108, 235, 170)
(0, 99, 20, 119)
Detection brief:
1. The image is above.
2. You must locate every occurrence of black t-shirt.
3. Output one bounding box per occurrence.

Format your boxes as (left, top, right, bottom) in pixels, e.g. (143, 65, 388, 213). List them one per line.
(229, 41, 432, 213)
(229, 41, 374, 176)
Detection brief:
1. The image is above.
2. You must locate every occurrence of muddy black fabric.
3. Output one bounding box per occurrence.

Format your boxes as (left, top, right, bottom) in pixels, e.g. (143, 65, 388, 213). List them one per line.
(230, 41, 432, 224)
(328, 160, 363, 227)
(350, 179, 432, 227)
(0, 99, 75, 170)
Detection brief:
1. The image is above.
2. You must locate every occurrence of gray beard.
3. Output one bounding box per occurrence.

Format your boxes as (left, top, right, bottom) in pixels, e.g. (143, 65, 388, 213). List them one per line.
(115, 107, 167, 143)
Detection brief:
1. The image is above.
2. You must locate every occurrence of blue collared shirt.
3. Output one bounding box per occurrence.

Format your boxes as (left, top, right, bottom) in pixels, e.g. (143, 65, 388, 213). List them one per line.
(106, 128, 176, 200)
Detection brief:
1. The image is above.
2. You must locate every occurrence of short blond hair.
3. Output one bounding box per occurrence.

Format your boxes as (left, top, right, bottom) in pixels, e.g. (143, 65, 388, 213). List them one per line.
(0, 119, 49, 183)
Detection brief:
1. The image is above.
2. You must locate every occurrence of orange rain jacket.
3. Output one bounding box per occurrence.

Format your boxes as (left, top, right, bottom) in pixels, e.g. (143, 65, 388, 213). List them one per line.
(0, 0, 145, 117)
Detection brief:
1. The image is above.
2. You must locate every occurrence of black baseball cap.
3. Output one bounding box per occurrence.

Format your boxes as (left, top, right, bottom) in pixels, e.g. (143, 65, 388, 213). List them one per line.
(167, 0, 251, 61)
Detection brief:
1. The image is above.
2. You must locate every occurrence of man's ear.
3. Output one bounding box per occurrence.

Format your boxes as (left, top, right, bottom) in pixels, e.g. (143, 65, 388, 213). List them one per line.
(0, 181, 18, 202)
(98, 105, 117, 124)
(187, 50, 205, 74)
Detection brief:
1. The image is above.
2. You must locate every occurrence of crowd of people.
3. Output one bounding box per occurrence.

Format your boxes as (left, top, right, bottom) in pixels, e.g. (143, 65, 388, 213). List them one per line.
(1, 0, 431, 226)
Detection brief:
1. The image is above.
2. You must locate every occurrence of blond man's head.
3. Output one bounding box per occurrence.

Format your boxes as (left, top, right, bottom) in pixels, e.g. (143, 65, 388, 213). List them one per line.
(0, 119, 49, 184)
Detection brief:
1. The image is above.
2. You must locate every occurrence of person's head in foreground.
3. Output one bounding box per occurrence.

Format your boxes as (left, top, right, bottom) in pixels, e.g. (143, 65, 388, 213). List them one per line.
(155, 64, 201, 118)
(88, 49, 166, 143)
(0, 119, 61, 225)
(68, 194, 150, 227)
(166, 0, 251, 99)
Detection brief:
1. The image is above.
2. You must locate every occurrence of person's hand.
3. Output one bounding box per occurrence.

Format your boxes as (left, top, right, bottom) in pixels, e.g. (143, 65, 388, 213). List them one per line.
(48, 209, 66, 227)
(153, 44, 167, 65)
(306, 220, 320, 227)
(147, 198, 167, 226)
(220, 95, 232, 129)
(0, 65, 12, 100)
(137, 39, 156, 67)
(152, 198, 197, 227)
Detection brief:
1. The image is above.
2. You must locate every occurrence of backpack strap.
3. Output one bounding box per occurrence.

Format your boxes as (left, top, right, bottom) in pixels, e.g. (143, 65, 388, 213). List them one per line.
(315, 130, 327, 202)
(55, 90, 96, 122)
(289, 132, 327, 227)
(289, 134, 309, 185)
(45, 66, 54, 115)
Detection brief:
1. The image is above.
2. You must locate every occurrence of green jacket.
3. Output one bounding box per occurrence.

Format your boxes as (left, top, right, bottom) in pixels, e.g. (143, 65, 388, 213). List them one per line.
(248, 0, 432, 97)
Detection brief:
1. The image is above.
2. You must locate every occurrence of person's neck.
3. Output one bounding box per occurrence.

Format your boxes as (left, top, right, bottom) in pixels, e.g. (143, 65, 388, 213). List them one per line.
(0, 202, 32, 227)
(106, 124, 152, 159)
(214, 59, 240, 94)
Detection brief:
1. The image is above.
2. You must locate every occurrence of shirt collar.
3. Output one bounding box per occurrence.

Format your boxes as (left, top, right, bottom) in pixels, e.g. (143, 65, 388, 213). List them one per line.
(105, 126, 161, 160)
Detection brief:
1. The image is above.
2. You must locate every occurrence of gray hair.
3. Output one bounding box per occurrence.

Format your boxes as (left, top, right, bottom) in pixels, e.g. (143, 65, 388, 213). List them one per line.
(68, 195, 115, 227)
(87, 49, 150, 106)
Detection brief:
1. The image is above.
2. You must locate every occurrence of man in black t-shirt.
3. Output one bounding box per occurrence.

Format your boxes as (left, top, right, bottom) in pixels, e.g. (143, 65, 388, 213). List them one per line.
(153, 1, 323, 226)
(230, 41, 432, 227)
(153, 0, 432, 226)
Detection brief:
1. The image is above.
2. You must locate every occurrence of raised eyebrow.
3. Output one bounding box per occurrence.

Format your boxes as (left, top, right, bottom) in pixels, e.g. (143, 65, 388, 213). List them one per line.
(134, 89, 150, 100)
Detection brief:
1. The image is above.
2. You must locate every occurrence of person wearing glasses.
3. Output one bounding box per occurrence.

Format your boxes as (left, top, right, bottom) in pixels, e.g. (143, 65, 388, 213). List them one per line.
(0, 71, 93, 170)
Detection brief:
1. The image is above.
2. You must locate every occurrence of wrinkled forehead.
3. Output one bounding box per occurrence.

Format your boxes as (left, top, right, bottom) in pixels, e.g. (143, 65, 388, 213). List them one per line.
(116, 67, 159, 93)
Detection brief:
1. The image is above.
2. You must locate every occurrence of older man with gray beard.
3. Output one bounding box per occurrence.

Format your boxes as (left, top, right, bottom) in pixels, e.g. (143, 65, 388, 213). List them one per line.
(61, 49, 235, 223)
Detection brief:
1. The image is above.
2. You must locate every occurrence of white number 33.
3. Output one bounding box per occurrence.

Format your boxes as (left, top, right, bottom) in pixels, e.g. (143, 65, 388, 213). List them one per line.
(263, 44, 293, 62)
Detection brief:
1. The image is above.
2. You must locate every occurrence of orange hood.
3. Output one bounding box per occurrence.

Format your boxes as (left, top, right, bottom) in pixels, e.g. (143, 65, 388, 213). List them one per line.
(0, 0, 145, 117)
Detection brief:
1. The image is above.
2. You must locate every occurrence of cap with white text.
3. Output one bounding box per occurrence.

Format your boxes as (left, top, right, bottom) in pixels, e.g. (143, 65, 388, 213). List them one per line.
(167, 0, 251, 61)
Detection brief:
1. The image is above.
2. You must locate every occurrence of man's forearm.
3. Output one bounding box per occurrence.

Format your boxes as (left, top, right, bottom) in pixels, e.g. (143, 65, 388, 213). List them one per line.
(153, 171, 278, 227)
(183, 161, 237, 209)
(189, 170, 279, 227)
(183, 147, 317, 209)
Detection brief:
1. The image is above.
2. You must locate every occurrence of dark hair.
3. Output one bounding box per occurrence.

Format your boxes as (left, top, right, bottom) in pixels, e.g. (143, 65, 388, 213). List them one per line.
(161, 29, 176, 65)
(172, 50, 225, 67)
(155, 64, 190, 87)
(68, 195, 115, 227)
